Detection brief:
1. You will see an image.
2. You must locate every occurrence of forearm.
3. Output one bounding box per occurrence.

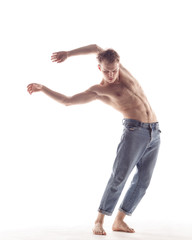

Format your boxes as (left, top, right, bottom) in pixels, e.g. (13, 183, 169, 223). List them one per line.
(41, 86, 70, 105)
(40, 85, 98, 106)
(67, 44, 103, 58)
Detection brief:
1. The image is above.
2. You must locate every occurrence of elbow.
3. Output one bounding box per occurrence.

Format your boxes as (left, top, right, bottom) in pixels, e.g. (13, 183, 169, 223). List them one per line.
(64, 102, 71, 107)
(63, 101, 72, 107)
(62, 97, 72, 106)
(94, 44, 99, 50)
(95, 44, 102, 53)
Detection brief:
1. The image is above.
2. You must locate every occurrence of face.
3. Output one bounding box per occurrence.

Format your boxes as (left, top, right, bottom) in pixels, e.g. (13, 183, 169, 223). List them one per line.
(98, 60, 120, 84)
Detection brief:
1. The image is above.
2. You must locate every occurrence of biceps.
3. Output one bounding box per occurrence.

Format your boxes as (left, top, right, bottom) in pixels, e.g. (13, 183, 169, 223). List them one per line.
(68, 91, 98, 105)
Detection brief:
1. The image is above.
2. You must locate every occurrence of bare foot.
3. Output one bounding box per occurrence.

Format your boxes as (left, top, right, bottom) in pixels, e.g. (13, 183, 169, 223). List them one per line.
(93, 222, 107, 235)
(112, 219, 135, 233)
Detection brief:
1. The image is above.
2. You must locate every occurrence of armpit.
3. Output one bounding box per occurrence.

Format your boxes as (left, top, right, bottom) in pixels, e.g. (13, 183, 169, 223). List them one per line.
(97, 95, 111, 104)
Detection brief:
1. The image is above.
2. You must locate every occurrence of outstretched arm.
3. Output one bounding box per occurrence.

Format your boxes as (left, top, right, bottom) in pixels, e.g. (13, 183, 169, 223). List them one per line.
(27, 83, 98, 106)
(51, 44, 103, 63)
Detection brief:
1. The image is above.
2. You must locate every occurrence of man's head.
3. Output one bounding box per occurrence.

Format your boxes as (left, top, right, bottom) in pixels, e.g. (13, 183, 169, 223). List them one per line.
(97, 49, 120, 84)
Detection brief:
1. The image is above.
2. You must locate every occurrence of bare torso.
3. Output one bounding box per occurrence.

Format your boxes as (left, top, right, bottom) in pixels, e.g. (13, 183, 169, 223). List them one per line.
(91, 65, 157, 123)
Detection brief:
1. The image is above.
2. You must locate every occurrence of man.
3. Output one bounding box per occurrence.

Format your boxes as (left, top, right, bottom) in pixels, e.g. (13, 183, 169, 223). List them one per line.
(27, 44, 161, 235)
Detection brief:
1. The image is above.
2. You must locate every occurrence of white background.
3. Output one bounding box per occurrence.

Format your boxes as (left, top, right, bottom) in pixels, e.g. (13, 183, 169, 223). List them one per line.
(0, 0, 192, 231)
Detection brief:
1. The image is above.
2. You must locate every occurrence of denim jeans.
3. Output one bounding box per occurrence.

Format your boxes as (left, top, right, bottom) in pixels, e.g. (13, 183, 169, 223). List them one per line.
(98, 119, 161, 216)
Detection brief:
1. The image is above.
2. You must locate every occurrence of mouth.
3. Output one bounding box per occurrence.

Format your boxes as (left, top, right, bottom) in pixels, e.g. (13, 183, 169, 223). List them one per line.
(107, 79, 115, 84)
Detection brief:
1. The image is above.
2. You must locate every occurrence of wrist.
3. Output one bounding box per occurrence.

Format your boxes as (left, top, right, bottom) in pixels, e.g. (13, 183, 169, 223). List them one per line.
(41, 85, 46, 92)
(67, 51, 71, 58)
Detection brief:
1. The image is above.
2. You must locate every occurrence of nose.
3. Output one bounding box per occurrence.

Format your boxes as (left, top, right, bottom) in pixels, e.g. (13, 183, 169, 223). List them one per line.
(108, 71, 114, 77)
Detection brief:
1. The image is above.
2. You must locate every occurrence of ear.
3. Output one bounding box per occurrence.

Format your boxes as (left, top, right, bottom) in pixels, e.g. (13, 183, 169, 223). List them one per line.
(98, 64, 101, 71)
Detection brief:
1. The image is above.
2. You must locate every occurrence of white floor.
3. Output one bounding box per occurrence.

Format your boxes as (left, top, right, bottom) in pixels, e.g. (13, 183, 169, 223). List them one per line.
(0, 220, 191, 240)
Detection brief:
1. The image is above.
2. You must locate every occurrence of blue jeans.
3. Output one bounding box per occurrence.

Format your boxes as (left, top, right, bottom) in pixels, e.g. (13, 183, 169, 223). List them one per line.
(98, 119, 161, 216)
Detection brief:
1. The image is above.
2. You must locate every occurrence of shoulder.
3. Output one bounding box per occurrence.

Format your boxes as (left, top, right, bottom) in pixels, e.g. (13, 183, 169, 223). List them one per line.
(119, 63, 138, 87)
(87, 84, 103, 93)
(120, 64, 133, 77)
(87, 84, 110, 102)
(84, 85, 102, 99)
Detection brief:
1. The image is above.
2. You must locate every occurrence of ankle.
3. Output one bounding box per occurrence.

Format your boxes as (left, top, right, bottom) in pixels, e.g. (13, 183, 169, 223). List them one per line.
(115, 211, 126, 222)
(114, 215, 126, 223)
(114, 217, 122, 223)
(95, 220, 104, 225)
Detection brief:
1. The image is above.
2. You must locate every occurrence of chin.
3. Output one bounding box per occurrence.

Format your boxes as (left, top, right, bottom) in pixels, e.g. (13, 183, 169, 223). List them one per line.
(107, 79, 116, 84)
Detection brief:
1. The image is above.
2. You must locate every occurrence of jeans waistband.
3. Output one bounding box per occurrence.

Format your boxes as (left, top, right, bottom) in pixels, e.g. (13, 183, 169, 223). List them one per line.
(122, 119, 159, 130)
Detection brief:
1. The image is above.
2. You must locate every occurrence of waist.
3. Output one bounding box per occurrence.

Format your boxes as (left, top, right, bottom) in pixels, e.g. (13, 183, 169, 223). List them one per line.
(122, 118, 159, 130)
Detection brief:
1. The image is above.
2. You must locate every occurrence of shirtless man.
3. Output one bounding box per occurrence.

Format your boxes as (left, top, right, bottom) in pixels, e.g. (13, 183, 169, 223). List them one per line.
(27, 44, 161, 235)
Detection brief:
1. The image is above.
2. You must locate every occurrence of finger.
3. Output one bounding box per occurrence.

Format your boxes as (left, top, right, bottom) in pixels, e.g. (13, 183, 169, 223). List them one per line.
(51, 58, 59, 62)
(51, 58, 56, 62)
(57, 59, 64, 63)
(52, 52, 60, 55)
(27, 83, 36, 87)
(51, 53, 58, 57)
(28, 86, 32, 91)
(51, 54, 58, 58)
(27, 89, 32, 94)
(27, 87, 32, 93)
(51, 56, 59, 61)
(28, 83, 34, 92)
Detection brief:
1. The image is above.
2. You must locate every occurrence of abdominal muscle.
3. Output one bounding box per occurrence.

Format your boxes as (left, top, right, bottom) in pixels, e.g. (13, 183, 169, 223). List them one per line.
(121, 108, 157, 123)
(111, 98, 157, 123)
(96, 82, 158, 123)
(119, 92, 157, 123)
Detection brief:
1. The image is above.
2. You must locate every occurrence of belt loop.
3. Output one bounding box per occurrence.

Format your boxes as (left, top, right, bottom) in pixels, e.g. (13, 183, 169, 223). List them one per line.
(149, 124, 152, 140)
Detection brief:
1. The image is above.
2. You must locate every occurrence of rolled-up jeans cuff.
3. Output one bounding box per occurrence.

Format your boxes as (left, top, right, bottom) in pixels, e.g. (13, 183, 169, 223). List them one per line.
(98, 208, 112, 216)
(119, 207, 132, 216)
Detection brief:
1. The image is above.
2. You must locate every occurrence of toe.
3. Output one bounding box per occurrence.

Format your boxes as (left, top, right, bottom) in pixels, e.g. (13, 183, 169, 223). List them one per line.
(128, 228, 135, 233)
(93, 229, 106, 235)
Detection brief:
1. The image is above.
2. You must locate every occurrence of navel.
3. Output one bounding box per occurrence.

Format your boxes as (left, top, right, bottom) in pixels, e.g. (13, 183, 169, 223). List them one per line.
(116, 92, 122, 97)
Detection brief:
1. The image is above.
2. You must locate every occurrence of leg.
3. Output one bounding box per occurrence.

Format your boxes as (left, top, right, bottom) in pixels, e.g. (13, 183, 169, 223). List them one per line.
(112, 210, 135, 233)
(94, 125, 150, 234)
(119, 134, 160, 215)
(112, 129, 160, 233)
(98, 127, 149, 216)
(93, 212, 106, 235)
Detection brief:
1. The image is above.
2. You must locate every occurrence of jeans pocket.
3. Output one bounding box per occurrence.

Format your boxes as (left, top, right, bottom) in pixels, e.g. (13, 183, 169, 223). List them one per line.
(128, 126, 138, 131)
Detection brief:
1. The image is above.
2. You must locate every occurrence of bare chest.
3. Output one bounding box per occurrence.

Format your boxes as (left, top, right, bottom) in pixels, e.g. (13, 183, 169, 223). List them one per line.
(105, 82, 136, 98)
(97, 83, 142, 108)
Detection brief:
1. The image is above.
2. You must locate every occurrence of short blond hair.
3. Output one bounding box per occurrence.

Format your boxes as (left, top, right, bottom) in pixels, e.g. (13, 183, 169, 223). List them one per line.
(97, 49, 120, 63)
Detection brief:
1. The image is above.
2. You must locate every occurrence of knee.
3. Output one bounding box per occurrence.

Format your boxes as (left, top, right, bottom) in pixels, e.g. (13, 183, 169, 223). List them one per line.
(109, 174, 127, 192)
(138, 178, 151, 190)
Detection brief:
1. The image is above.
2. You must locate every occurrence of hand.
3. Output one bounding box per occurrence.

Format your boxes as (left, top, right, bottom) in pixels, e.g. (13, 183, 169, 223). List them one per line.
(27, 83, 43, 95)
(51, 51, 68, 63)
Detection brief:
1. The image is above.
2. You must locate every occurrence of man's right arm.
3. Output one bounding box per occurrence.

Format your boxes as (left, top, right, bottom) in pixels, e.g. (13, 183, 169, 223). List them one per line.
(51, 44, 103, 63)
(27, 83, 98, 106)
